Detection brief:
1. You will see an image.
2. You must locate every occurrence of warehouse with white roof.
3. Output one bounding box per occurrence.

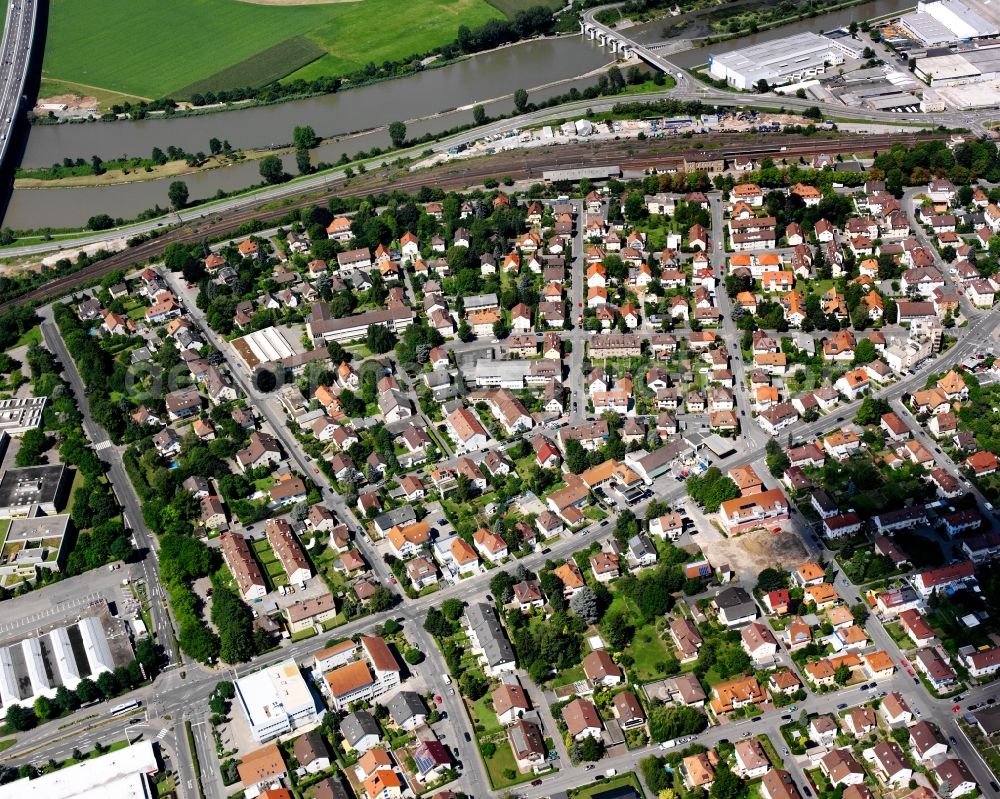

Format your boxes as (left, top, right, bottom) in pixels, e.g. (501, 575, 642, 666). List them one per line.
(901, 0, 998, 45)
(708, 32, 844, 90)
(0, 616, 117, 717)
(0, 740, 159, 799)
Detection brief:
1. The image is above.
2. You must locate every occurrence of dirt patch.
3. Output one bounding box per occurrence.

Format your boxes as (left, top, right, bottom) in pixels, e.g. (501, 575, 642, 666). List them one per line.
(34, 93, 99, 115)
(737, 528, 809, 567)
(695, 523, 808, 583)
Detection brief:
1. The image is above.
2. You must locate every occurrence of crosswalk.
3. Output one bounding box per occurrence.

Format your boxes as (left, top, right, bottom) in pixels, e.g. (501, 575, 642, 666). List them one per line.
(94, 439, 113, 452)
(157, 728, 169, 740)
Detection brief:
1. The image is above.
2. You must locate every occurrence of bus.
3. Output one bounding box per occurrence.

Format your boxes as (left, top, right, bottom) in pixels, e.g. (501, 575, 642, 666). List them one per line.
(111, 699, 142, 717)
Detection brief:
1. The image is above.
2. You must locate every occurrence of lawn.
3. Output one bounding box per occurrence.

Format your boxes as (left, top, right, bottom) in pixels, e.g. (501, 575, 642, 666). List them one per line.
(480, 739, 540, 790)
(10, 326, 41, 350)
(43, 0, 504, 99)
(606, 590, 672, 682)
(0, 738, 14, 753)
(468, 693, 503, 735)
(627, 623, 673, 683)
(251, 537, 287, 588)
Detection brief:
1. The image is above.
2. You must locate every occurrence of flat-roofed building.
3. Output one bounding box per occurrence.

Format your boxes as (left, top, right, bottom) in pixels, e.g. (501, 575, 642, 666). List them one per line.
(0, 739, 159, 799)
(0, 464, 70, 517)
(0, 513, 70, 583)
(308, 303, 412, 345)
(235, 659, 321, 742)
(709, 33, 844, 89)
(0, 397, 46, 435)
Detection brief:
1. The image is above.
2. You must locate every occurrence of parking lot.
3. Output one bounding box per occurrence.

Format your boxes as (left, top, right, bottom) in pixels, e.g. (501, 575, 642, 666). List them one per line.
(0, 560, 143, 642)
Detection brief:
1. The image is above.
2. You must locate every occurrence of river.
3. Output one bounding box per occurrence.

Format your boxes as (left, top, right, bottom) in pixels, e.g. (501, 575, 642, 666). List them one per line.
(4, 35, 610, 229)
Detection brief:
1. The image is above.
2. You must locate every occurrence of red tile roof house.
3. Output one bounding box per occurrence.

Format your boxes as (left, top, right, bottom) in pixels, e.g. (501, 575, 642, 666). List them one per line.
(965, 450, 998, 476)
(582, 649, 624, 687)
(899, 609, 936, 648)
(963, 645, 1000, 679)
(912, 560, 975, 598)
(562, 697, 602, 740)
(719, 488, 789, 534)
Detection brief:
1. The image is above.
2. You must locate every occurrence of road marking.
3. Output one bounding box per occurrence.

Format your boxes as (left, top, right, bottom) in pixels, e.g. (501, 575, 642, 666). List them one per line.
(157, 728, 169, 739)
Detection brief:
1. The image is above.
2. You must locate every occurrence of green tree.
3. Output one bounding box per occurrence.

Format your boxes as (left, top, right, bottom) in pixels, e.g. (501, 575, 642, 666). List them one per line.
(388, 121, 407, 148)
(33, 695, 53, 721)
(293, 125, 318, 150)
(577, 735, 604, 761)
(15, 428, 48, 467)
(854, 395, 890, 426)
(648, 704, 708, 742)
(460, 671, 489, 699)
(513, 88, 529, 112)
(601, 606, 634, 649)
(366, 324, 395, 354)
(852, 338, 876, 365)
(441, 598, 465, 621)
(259, 155, 286, 185)
(565, 439, 588, 474)
(295, 148, 312, 175)
(168, 180, 189, 210)
(424, 607, 451, 638)
(75, 678, 100, 704)
(756, 568, 788, 593)
(473, 104, 487, 125)
(96, 671, 120, 699)
(765, 438, 790, 478)
(5, 704, 36, 731)
(208, 138, 222, 156)
(711, 764, 746, 799)
(87, 214, 115, 231)
(834, 664, 851, 684)
(368, 585, 395, 612)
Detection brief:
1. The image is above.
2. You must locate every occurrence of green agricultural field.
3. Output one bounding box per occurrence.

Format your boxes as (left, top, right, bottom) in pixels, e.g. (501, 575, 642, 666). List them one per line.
(42, 0, 504, 100)
(485, 0, 561, 15)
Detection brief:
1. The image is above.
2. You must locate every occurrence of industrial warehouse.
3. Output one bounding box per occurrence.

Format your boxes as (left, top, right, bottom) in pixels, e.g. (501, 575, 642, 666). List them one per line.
(0, 613, 129, 717)
(899, 0, 999, 45)
(708, 32, 847, 89)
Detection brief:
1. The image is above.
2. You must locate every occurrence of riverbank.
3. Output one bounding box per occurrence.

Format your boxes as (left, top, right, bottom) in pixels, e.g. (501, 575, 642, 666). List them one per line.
(14, 151, 269, 188)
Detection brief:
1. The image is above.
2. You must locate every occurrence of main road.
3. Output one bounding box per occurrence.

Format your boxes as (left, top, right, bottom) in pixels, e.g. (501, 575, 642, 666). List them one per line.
(38, 305, 180, 667)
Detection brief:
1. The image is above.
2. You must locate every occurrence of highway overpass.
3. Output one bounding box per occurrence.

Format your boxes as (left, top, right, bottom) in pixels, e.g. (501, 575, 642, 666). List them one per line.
(0, 0, 39, 171)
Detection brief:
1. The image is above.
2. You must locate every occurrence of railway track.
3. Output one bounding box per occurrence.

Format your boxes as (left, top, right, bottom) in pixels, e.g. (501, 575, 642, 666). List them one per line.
(2, 130, 946, 310)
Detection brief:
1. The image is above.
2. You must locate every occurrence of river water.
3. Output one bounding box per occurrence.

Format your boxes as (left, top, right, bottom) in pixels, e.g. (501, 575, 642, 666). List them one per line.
(5, 35, 610, 229)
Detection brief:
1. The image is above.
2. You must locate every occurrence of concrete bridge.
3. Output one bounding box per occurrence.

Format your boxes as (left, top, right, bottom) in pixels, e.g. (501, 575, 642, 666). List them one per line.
(580, 10, 694, 90)
(581, 21, 635, 59)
